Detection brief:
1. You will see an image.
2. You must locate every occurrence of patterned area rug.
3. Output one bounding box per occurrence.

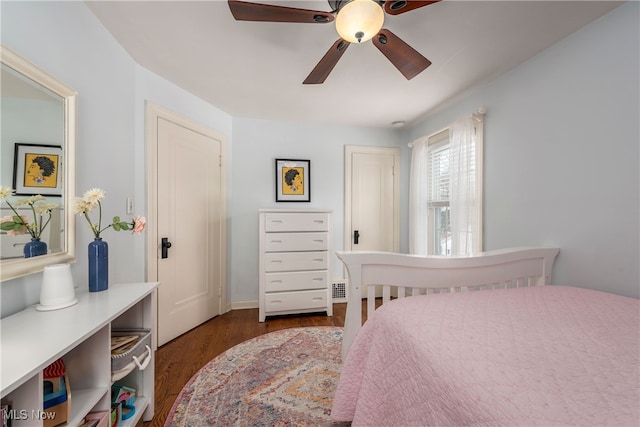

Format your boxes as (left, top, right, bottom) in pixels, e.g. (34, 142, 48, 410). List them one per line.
(165, 326, 348, 426)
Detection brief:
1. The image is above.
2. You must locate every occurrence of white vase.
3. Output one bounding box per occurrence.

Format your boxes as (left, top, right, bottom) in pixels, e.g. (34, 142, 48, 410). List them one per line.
(37, 263, 78, 311)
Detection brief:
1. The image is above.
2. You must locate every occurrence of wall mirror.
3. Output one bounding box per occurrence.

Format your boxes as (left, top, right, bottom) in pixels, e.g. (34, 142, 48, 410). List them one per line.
(1, 45, 76, 281)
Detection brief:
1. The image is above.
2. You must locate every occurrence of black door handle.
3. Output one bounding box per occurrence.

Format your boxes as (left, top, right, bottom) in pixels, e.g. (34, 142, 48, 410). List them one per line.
(161, 237, 172, 259)
(354, 230, 359, 245)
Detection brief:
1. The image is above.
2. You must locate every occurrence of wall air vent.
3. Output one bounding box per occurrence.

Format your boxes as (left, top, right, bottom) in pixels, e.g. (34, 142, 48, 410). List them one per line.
(332, 279, 348, 303)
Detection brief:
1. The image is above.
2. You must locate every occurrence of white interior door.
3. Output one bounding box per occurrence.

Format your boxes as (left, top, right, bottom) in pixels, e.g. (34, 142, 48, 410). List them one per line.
(344, 146, 400, 297)
(146, 103, 227, 347)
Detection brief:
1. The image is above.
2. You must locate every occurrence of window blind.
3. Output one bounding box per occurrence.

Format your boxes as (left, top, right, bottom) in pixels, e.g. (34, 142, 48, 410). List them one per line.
(427, 129, 451, 207)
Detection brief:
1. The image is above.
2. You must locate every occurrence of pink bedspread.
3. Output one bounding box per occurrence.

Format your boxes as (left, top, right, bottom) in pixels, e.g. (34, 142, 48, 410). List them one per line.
(331, 286, 639, 426)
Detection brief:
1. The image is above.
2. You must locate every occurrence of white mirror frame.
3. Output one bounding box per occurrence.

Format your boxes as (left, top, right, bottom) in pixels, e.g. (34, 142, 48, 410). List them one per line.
(1, 45, 76, 281)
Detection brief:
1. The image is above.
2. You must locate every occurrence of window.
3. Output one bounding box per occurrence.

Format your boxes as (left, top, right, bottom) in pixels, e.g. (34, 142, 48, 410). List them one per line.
(427, 131, 451, 255)
(409, 114, 483, 256)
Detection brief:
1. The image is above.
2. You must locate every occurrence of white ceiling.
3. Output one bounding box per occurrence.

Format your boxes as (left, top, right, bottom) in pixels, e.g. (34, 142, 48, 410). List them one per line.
(86, 0, 622, 128)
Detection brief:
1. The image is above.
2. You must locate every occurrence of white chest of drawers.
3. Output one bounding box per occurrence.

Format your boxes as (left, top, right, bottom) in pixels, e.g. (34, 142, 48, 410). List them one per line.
(259, 209, 333, 322)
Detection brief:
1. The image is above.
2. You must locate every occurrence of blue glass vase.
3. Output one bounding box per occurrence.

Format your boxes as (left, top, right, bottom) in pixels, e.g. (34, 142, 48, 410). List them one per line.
(24, 238, 47, 258)
(88, 238, 108, 292)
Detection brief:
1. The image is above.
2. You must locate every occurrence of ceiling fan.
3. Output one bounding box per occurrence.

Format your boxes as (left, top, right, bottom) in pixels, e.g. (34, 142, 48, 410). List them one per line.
(228, 0, 440, 84)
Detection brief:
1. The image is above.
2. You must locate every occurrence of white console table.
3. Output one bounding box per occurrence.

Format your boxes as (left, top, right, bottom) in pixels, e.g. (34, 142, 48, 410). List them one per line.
(1, 282, 158, 426)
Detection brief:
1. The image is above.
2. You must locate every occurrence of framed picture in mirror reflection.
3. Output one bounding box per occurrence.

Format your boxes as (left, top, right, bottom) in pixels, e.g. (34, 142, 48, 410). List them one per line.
(13, 143, 63, 196)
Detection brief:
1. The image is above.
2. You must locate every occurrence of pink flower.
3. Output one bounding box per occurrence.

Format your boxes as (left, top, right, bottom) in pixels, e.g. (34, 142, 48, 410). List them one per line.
(132, 216, 146, 235)
(0, 215, 29, 236)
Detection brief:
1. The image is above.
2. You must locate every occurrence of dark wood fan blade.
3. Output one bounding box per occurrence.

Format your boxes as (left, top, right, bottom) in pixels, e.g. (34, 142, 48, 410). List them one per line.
(384, 0, 440, 15)
(303, 39, 350, 84)
(228, 1, 334, 23)
(372, 29, 431, 80)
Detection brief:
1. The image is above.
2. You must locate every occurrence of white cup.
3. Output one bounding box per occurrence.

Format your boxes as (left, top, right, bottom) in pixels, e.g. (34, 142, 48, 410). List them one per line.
(37, 263, 77, 311)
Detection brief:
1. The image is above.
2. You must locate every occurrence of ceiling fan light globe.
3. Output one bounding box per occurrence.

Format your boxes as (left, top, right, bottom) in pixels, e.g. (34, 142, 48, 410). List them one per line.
(335, 0, 384, 43)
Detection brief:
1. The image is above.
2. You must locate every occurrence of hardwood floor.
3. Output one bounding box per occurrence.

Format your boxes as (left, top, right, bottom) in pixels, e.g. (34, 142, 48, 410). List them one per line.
(145, 304, 347, 426)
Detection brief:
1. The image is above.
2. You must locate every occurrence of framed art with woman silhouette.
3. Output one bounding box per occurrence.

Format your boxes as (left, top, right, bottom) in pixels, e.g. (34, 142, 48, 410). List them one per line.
(275, 159, 310, 202)
(13, 143, 63, 196)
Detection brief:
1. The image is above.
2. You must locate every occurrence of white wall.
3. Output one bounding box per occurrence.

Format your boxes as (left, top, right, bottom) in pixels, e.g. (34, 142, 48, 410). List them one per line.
(1, 1, 232, 317)
(407, 2, 639, 298)
(230, 118, 402, 304)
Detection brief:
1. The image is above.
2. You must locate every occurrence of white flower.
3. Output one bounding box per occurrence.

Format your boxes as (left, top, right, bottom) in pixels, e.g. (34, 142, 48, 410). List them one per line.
(83, 188, 105, 207)
(74, 197, 94, 214)
(15, 196, 45, 207)
(26, 195, 45, 204)
(0, 186, 14, 200)
(35, 202, 58, 214)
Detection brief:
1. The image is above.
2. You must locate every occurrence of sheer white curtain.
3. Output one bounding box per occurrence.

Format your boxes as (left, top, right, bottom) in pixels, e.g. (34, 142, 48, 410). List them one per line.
(450, 116, 479, 255)
(409, 111, 483, 256)
(408, 135, 429, 255)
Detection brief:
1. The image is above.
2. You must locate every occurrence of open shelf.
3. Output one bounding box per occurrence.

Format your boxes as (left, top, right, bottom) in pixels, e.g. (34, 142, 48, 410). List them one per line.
(1, 282, 158, 426)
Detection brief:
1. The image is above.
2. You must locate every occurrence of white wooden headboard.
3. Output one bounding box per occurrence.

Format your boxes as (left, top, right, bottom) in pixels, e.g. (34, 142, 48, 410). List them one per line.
(336, 247, 560, 359)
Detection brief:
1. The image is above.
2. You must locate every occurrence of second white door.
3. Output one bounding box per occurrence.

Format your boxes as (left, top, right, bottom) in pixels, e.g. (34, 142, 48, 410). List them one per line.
(344, 146, 400, 296)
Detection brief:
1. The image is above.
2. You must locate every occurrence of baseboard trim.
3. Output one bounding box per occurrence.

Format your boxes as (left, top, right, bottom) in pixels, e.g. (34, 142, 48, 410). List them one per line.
(230, 300, 259, 310)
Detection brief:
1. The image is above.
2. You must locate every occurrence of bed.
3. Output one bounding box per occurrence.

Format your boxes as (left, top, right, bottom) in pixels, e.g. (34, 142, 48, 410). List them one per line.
(330, 247, 639, 426)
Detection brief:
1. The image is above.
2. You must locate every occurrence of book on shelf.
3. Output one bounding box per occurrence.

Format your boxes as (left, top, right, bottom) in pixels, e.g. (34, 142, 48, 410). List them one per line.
(110, 335, 139, 354)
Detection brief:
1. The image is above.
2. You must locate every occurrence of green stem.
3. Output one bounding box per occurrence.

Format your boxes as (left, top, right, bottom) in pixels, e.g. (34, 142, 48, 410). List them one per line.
(97, 200, 103, 236)
(39, 214, 52, 238)
(84, 211, 99, 238)
(29, 203, 39, 238)
(98, 224, 114, 235)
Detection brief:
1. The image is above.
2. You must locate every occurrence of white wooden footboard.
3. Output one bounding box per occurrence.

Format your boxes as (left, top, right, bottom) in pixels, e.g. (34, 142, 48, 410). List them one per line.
(336, 247, 559, 360)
